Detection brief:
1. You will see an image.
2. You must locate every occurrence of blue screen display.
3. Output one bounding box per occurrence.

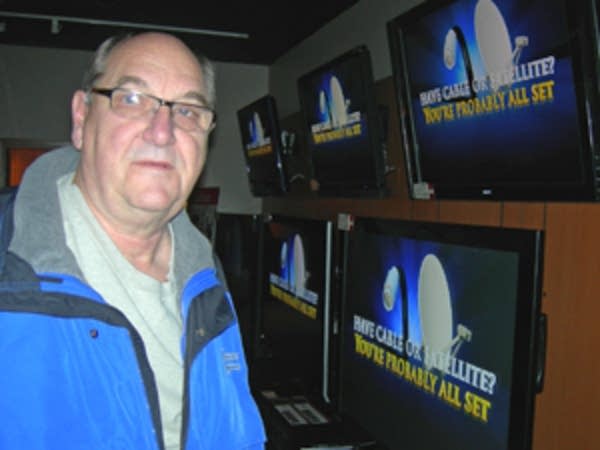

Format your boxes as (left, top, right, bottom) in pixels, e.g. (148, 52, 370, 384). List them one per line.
(340, 219, 542, 449)
(390, 0, 599, 199)
(298, 46, 387, 195)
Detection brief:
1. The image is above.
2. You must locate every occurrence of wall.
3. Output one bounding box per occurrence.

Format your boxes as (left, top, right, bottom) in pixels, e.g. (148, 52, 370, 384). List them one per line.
(0, 44, 88, 141)
(0, 43, 267, 213)
(266, 1, 600, 449)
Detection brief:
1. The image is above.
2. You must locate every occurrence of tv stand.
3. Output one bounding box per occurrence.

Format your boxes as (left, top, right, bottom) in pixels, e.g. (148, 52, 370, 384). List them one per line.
(256, 390, 383, 450)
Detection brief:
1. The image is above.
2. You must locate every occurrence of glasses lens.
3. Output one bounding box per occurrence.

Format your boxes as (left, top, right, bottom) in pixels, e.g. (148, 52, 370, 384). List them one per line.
(110, 89, 154, 118)
(100, 88, 215, 131)
(172, 103, 215, 131)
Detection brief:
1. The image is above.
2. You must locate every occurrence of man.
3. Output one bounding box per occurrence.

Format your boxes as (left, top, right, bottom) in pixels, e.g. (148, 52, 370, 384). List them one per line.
(0, 32, 266, 449)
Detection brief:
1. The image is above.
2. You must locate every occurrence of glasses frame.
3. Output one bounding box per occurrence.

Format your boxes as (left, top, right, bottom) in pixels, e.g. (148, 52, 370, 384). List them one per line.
(90, 87, 216, 132)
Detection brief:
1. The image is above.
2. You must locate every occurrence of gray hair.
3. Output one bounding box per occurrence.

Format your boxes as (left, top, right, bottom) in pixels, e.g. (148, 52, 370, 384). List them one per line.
(81, 33, 216, 108)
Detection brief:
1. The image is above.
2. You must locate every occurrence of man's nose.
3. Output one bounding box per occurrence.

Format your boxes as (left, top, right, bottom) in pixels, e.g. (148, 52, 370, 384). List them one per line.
(143, 105, 176, 146)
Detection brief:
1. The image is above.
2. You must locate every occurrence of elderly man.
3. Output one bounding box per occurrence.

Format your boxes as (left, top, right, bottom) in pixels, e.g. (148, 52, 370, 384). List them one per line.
(0, 32, 265, 449)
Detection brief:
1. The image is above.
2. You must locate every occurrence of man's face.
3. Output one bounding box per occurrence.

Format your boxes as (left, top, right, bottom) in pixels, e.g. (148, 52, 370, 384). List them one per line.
(71, 33, 212, 228)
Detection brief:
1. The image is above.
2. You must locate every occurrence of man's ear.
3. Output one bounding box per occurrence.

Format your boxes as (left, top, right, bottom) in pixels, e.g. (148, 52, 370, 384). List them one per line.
(71, 90, 88, 150)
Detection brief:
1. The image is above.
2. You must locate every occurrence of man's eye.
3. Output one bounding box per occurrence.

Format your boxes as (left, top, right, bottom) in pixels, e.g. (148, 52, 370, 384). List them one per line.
(121, 91, 142, 106)
(174, 104, 201, 119)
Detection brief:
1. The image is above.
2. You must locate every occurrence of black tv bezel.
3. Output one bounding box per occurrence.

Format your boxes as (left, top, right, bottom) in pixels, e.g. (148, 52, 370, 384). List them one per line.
(387, 0, 600, 201)
(256, 214, 334, 402)
(236, 95, 289, 197)
(213, 212, 262, 359)
(297, 45, 389, 198)
(337, 217, 545, 450)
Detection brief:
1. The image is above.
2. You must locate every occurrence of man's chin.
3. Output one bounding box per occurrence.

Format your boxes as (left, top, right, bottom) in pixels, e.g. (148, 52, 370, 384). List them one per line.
(130, 192, 180, 217)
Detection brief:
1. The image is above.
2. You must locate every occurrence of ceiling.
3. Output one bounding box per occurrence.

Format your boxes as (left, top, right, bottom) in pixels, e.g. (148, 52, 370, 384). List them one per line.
(0, 1, 359, 65)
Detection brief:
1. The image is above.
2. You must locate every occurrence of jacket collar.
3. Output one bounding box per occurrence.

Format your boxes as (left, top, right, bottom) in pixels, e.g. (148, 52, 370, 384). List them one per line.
(8, 145, 214, 298)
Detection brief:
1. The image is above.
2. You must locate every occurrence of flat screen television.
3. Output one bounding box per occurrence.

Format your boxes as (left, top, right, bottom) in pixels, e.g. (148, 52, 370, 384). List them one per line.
(254, 214, 334, 403)
(214, 213, 260, 285)
(297, 45, 389, 198)
(237, 95, 289, 196)
(338, 217, 546, 450)
(387, 0, 600, 201)
(213, 213, 262, 355)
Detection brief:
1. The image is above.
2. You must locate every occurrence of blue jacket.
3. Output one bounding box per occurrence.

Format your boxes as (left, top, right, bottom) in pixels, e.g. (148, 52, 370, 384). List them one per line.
(0, 148, 266, 449)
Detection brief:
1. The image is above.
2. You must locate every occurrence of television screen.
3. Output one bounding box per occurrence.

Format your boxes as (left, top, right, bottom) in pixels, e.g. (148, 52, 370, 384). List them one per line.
(297, 45, 389, 197)
(338, 218, 545, 450)
(254, 215, 333, 402)
(388, 0, 600, 200)
(237, 95, 289, 196)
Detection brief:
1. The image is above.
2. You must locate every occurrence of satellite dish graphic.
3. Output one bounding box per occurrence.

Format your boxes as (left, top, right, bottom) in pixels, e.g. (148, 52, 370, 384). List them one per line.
(418, 254, 472, 371)
(319, 90, 328, 117)
(329, 75, 349, 127)
(474, 0, 528, 89)
(292, 234, 307, 294)
(443, 28, 458, 70)
(419, 254, 453, 353)
(383, 266, 400, 312)
(279, 241, 290, 289)
(280, 241, 288, 271)
(381, 265, 409, 353)
(249, 111, 265, 145)
(441, 25, 475, 99)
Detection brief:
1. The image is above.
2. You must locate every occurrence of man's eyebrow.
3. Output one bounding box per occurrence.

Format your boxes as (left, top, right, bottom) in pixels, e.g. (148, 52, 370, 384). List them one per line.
(180, 91, 210, 106)
(113, 75, 147, 88)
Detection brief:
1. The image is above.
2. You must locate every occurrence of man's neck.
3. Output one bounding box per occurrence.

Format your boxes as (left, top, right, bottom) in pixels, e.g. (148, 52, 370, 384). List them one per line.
(106, 224, 173, 281)
(81, 199, 173, 281)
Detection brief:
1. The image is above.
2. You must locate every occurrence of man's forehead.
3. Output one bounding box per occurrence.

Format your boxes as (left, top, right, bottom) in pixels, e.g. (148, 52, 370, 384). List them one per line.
(101, 49, 204, 95)
(103, 35, 204, 89)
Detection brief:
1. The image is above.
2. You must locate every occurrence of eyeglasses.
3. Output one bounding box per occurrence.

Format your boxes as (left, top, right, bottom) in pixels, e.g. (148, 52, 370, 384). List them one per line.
(90, 87, 216, 132)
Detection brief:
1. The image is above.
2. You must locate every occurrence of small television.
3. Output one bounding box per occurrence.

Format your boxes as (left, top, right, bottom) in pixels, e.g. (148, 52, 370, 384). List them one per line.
(237, 95, 289, 196)
(387, 0, 600, 201)
(297, 45, 389, 198)
(338, 217, 546, 449)
(254, 214, 334, 403)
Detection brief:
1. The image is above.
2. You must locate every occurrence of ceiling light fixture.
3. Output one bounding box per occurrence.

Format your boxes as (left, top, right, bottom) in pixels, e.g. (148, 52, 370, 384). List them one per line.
(50, 18, 61, 34)
(0, 10, 249, 39)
